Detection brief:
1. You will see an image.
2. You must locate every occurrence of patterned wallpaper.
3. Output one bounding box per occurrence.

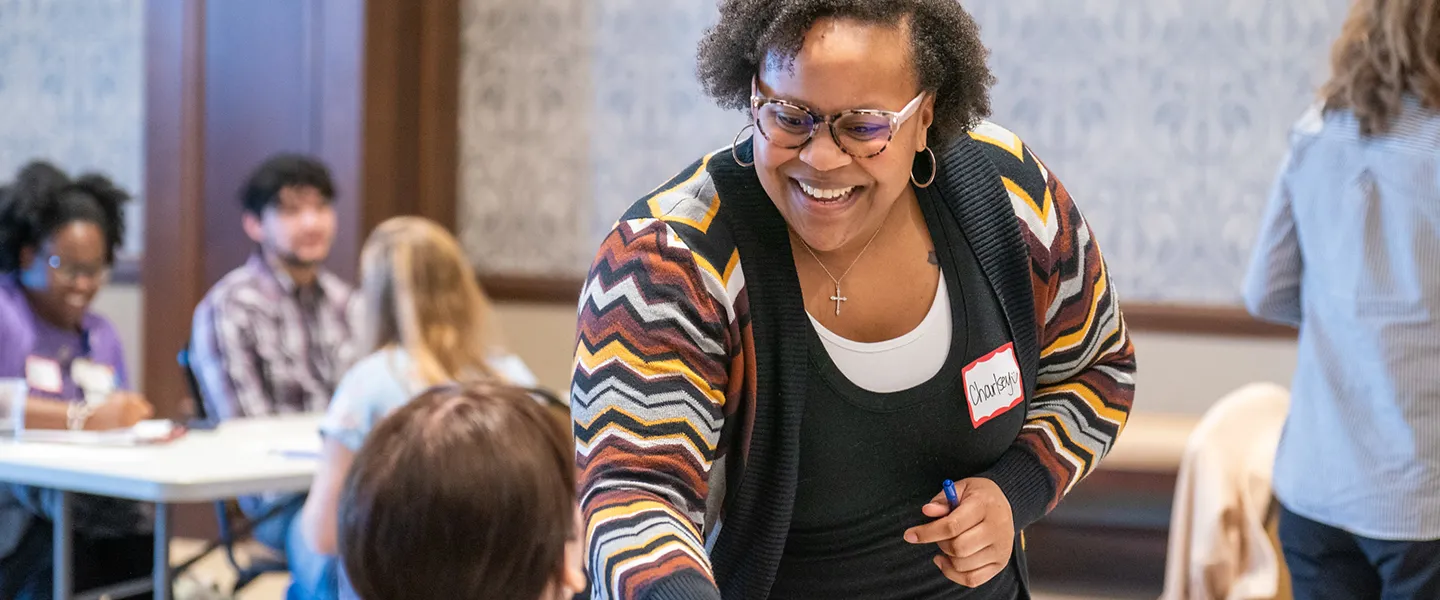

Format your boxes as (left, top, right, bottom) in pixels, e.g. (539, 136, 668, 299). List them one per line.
(588, 1, 746, 246)
(458, 0, 743, 277)
(0, 0, 1357, 301)
(461, 0, 1354, 303)
(967, 0, 1350, 303)
(0, 0, 144, 253)
(458, 0, 595, 277)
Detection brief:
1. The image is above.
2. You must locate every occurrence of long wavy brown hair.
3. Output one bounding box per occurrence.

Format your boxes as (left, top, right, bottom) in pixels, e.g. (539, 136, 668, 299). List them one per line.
(1322, 0, 1440, 136)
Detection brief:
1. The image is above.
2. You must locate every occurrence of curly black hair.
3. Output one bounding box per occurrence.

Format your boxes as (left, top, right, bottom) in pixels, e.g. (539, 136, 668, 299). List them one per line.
(697, 0, 994, 146)
(0, 161, 130, 273)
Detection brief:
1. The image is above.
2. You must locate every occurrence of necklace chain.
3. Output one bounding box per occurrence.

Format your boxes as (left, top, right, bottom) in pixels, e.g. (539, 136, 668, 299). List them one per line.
(795, 210, 891, 316)
(798, 223, 884, 286)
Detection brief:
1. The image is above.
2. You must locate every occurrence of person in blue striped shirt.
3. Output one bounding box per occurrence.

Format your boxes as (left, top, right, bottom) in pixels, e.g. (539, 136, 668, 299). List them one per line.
(1244, 0, 1440, 597)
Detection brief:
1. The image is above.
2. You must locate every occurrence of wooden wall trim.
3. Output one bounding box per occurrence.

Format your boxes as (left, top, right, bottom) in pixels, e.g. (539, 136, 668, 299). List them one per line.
(480, 274, 585, 304)
(140, 0, 462, 415)
(477, 273, 1298, 339)
(360, 0, 460, 236)
(314, 0, 366, 284)
(415, 0, 460, 232)
(1122, 302, 1296, 338)
(141, 0, 208, 418)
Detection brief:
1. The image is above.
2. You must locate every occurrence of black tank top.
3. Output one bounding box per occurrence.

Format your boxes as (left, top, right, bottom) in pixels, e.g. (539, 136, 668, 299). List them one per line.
(768, 192, 1026, 600)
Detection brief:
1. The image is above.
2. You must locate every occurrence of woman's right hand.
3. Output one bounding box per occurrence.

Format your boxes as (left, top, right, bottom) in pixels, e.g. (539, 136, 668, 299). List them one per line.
(87, 392, 155, 430)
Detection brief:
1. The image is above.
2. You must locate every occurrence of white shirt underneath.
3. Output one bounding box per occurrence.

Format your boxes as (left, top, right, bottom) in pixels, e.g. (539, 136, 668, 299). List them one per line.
(809, 276, 952, 393)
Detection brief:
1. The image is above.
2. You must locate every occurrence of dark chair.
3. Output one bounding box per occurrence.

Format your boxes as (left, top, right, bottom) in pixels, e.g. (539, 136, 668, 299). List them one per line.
(526, 386, 567, 410)
(172, 347, 291, 592)
(176, 348, 218, 431)
(526, 386, 573, 424)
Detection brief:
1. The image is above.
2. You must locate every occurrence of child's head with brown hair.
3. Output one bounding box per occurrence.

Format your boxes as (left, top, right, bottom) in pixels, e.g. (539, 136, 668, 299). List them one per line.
(337, 382, 585, 600)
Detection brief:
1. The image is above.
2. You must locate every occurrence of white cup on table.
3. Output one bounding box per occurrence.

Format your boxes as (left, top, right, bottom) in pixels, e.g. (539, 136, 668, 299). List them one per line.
(0, 378, 26, 437)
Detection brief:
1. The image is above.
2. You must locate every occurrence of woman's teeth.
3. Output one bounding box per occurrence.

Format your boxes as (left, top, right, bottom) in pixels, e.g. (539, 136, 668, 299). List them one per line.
(797, 180, 855, 201)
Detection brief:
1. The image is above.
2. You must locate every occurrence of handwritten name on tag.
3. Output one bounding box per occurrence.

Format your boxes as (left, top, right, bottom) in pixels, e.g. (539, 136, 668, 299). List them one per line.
(962, 343, 1023, 428)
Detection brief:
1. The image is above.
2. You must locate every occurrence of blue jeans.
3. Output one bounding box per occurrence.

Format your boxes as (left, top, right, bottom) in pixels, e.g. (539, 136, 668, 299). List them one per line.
(284, 511, 339, 600)
(243, 494, 337, 599)
(241, 493, 303, 553)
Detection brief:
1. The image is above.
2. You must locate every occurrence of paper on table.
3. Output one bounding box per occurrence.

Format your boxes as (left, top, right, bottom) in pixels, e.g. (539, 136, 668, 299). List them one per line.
(19, 430, 150, 447)
(268, 437, 322, 460)
(17, 420, 184, 447)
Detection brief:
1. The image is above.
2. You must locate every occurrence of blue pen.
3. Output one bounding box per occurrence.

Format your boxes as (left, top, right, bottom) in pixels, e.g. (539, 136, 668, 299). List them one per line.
(942, 479, 960, 510)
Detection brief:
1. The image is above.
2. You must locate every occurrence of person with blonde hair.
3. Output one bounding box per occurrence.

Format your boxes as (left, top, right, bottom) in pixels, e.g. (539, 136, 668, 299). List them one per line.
(290, 217, 538, 599)
(1244, 0, 1440, 596)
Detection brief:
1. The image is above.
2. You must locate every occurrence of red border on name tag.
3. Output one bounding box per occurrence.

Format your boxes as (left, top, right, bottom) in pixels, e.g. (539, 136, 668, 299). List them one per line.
(961, 342, 1024, 428)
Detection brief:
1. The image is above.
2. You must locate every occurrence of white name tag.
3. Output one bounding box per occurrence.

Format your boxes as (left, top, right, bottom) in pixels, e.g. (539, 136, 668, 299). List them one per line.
(962, 343, 1023, 428)
(25, 356, 63, 395)
(71, 358, 117, 403)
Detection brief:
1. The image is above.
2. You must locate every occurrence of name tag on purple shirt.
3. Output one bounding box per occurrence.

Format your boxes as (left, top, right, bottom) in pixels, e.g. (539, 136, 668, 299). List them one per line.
(0, 279, 129, 402)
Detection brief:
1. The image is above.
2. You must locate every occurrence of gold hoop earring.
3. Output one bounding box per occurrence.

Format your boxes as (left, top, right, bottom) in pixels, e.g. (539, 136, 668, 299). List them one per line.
(912, 146, 937, 188)
(731, 123, 756, 167)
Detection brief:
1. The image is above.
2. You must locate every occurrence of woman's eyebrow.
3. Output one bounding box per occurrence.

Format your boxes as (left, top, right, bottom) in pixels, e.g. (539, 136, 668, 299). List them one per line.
(757, 90, 899, 113)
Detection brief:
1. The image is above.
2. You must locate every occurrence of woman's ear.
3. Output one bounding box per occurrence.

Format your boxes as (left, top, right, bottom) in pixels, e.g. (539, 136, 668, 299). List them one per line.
(915, 95, 936, 150)
(18, 246, 34, 270)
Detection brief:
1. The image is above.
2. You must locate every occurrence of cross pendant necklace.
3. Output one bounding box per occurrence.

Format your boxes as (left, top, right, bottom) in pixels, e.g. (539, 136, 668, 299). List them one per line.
(829, 285, 848, 316)
(797, 218, 887, 317)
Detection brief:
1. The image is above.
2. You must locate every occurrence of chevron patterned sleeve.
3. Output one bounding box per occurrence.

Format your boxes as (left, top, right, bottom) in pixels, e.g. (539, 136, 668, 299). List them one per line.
(969, 122, 1138, 531)
(573, 217, 730, 600)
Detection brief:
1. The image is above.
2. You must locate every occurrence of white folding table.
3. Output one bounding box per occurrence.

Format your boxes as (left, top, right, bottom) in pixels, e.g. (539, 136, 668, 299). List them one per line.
(0, 415, 322, 600)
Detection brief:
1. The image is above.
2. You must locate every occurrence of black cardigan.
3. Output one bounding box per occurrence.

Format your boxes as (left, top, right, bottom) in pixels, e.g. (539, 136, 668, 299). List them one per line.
(665, 136, 1043, 600)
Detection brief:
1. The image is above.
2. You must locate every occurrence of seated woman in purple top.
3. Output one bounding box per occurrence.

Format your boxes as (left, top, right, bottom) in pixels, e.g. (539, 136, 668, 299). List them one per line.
(0, 162, 157, 599)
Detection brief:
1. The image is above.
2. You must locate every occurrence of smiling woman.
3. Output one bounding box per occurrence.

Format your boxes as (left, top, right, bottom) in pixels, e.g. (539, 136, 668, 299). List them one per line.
(572, 1, 1137, 599)
(0, 161, 154, 432)
(0, 161, 157, 599)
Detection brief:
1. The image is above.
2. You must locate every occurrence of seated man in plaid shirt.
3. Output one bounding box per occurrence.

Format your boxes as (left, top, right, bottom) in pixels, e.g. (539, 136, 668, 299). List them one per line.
(189, 153, 361, 592)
